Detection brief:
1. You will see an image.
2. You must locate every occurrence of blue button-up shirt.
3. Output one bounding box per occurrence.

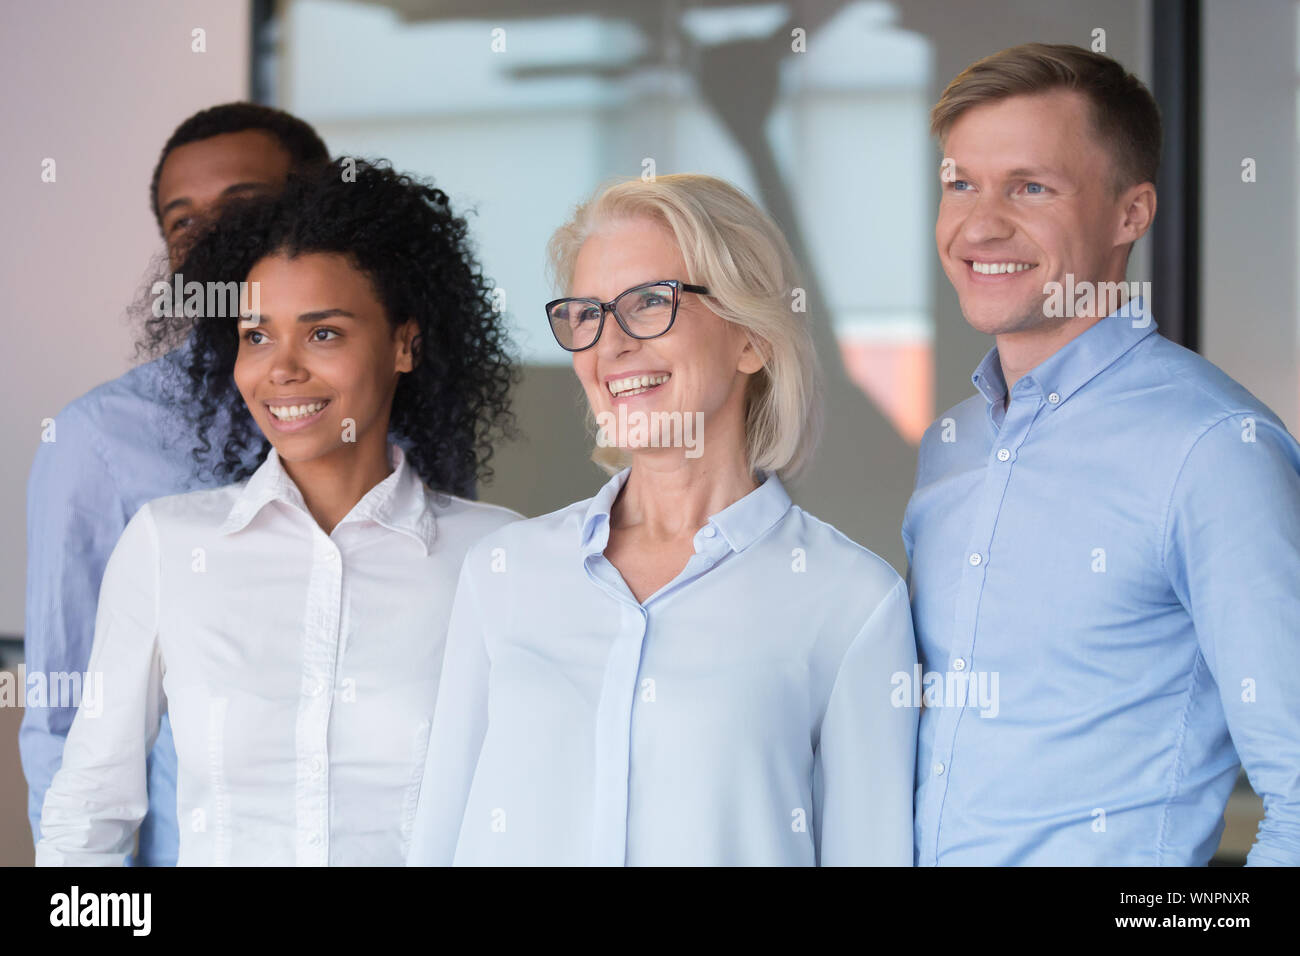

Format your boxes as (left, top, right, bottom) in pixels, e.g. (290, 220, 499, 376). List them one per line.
(904, 300, 1300, 865)
(22, 348, 240, 865)
(408, 467, 918, 865)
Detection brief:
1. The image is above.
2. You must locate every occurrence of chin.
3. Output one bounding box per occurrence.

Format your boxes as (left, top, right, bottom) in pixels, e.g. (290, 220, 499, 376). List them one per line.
(959, 297, 1047, 337)
(266, 433, 335, 462)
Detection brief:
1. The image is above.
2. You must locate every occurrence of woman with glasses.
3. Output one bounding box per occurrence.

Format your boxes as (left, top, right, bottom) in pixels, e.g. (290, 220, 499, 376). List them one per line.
(408, 174, 917, 866)
(36, 159, 520, 865)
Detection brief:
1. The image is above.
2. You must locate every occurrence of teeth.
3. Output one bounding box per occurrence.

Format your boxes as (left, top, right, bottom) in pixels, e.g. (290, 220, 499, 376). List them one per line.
(269, 400, 327, 421)
(608, 373, 670, 396)
(971, 261, 1035, 275)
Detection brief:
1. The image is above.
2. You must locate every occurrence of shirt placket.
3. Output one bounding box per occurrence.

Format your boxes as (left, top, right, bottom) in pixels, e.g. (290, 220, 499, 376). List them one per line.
(920, 384, 1043, 865)
(295, 531, 343, 866)
(583, 534, 729, 866)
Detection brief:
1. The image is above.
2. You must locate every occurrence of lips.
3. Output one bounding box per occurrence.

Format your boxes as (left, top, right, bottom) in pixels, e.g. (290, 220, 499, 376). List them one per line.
(263, 398, 331, 432)
(607, 372, 670, 399)
(963, 258, 1039, 280)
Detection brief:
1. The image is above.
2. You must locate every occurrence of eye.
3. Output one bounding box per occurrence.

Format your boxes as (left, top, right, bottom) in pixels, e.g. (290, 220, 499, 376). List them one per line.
(311, 327, 340, 342)
(169, 217, 193, 234)
(243, 328, 266, 345)
(949, 180, 972, 192)
(1024, 182, 1046, 195)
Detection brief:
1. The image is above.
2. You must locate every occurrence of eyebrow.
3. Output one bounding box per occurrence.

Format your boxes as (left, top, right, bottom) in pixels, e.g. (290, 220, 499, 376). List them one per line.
(1004, 167, 1056, 179)
(221, 181, 274, 198)
(296, 309, 356, 322)
(950, 164, 1058, 180)
(160, 181, 275, 219)
(567, 279, 669, 301)
(245, 309, 358, 326)
(159, 196, 192, 218)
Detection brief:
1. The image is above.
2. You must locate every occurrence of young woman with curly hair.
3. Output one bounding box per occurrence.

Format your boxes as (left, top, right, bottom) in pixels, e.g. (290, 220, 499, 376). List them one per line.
(36, 159, 522, 866)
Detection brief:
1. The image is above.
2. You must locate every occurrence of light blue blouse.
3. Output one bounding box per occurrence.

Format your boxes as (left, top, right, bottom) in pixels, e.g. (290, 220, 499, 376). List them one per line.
(408, 467, 917, 866)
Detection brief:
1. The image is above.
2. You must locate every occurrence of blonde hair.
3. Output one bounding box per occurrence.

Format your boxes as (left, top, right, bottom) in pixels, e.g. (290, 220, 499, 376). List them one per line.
(546, 174, 823, 482)
(931, 42, 1161, 193)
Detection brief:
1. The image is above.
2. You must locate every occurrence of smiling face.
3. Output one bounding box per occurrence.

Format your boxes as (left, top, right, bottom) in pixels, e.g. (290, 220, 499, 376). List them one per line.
(233, 251, 416, 469)
(568, 216, 763, 460)
(157, 130, 292, 269)
(936, 89, 1143, 336)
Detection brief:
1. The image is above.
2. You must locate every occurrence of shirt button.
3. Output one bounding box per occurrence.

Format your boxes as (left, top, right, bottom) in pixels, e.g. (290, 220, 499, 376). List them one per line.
(308, 832, 321, 846)
(701, 526, 716, 538)
(1048, 392, 1061, 404)
(996, 448, 1010, 462)
(934, 762, 946, 776)
(953, 657, 967, 671)
(311, 756, 324, 773)
(968, 552, 983, 567)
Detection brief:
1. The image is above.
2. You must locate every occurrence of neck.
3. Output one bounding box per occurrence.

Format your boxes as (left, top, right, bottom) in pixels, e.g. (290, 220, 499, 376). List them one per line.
(280, 426, 394, 534)
(997, 275, 1129, 395)
(613, 437, 757, 542)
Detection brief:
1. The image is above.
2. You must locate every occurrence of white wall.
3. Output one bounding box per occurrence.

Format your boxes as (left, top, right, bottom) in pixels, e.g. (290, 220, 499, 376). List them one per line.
(0, 0, 251, 636)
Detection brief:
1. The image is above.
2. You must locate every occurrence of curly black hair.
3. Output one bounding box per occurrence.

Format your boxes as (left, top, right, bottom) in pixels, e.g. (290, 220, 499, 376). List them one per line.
(149, 102, 330, 229)
(138, 157, 519, 497)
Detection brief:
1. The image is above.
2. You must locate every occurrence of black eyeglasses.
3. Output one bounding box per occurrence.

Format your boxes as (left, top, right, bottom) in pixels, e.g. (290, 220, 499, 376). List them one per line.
(545, 279, 710, 352)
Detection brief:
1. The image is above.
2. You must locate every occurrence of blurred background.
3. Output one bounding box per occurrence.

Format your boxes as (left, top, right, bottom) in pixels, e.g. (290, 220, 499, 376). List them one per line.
(1, 0, 1295, 865)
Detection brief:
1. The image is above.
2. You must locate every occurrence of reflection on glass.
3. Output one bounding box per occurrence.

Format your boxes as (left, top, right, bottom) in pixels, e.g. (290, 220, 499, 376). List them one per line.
(280, 0, 934, 443)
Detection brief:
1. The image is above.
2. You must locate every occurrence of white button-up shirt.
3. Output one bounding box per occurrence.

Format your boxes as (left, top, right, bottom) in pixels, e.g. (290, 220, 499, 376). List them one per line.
(408, 467, 918, 866)
(36, 443, 521, 866)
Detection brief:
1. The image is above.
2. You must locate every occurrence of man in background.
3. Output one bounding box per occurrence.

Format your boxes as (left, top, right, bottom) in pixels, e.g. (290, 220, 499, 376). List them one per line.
(21, 103, 330, 865)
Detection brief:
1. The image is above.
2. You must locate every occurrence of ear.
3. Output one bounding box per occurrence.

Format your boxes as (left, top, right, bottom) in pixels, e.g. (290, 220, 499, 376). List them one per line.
(736, 332, 767, 376)
(1116, 181, 1156, 248)
(394, 319, 420, 374)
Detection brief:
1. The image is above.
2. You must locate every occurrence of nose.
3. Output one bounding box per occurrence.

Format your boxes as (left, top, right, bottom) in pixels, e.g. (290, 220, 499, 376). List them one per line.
(268, 338, 308, 385)
(959, 192, 1015, 246)
(594, 305, 639, 360)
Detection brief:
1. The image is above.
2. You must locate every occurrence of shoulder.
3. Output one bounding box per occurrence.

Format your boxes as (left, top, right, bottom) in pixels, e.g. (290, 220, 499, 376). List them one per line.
(1120, 336, 1300, 483)
(54, 354, 178, 429)
(776, 507, 911, 674)
(784, 505, 906, 606)
(926, 392, 987, 437)
(32, 353, 186, 476)
(914, 392, 987, 473)
(459, 496, 592, 565)
(1141, 335, 1290, 435)
(922, 393, 986, 448)
(28, 360, 166, 496)
(140, 481, 247, 537)
(430, 492, 526, 543)
(105, 497, 166, 566)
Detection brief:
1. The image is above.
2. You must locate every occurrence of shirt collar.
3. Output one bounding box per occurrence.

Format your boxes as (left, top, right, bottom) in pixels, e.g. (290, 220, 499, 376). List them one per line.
(578, 467, 793, 556)
(219, 442, 437, 554)
(971, 296, 1157, 409)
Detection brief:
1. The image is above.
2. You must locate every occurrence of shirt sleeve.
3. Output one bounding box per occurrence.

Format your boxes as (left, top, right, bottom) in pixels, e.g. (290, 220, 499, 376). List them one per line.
(19, 404, 129, 846)
(34, 502, 166, 866)
(813, 576, 918, 865)
(407, 549, 490, 866)
(1163, 413, 1300, 866)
